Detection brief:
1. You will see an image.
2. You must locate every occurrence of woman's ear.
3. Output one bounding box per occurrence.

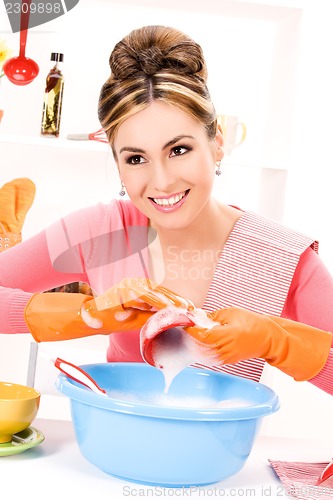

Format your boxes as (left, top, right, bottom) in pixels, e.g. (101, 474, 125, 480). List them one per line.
(215, 123, 224, 161)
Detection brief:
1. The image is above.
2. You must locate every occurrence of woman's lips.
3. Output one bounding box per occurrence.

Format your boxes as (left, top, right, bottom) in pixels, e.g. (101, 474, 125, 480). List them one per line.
(148, 189, 190, 213)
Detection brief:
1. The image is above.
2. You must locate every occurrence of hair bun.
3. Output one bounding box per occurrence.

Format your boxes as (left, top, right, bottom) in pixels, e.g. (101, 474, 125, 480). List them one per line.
(109, 25, 207, 80)
(165, 41, 205, 78)
(137, 46, 167, 76)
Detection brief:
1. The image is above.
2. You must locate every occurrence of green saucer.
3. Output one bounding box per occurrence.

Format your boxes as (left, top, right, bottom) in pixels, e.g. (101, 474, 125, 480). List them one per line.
(0, 426, 45, 457)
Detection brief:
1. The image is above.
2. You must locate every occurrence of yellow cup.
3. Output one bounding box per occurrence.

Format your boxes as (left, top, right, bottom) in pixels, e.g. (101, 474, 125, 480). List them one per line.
(0, 382, 40, 444)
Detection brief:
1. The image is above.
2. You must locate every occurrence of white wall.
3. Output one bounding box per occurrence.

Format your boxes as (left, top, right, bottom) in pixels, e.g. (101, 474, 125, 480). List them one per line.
(1, 0, 332, 437)
(283, 0, 333, 274)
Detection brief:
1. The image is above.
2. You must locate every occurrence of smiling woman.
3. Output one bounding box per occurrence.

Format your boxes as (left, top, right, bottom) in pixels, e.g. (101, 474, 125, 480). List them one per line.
(0, 25, 332, 398)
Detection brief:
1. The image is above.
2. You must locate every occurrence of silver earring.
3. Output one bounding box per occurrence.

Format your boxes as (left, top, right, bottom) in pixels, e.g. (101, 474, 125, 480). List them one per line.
(119, 182, 126, 196)
(215, 161, 222, 176)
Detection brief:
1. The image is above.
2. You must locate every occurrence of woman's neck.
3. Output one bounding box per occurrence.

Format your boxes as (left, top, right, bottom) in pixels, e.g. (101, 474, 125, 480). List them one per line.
(150, 200, 242, 252)
(147, 201, 243, 307)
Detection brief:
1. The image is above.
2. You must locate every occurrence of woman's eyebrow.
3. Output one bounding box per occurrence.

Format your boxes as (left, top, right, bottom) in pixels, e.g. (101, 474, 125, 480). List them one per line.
(162, 135, 195, 150)
(119, 146, 146, 154)
(119, 135, 195, 155)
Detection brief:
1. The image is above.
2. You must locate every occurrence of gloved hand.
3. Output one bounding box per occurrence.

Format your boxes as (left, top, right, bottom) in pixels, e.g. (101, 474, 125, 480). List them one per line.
(185, 307, 332, 381)
(25, 277, 194, 342)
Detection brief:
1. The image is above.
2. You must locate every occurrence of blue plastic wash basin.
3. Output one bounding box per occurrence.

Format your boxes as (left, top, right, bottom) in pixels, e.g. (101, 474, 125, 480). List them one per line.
(56, 362, 279, 487)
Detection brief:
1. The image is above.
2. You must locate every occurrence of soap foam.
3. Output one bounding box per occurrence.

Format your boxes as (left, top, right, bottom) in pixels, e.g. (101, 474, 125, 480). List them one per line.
(81, 306, 103, 329)
(140, 305, 251, 409)
(151, 326, 218, 393)
(106, 389, 252, 409)
(140, 306, 220, 393)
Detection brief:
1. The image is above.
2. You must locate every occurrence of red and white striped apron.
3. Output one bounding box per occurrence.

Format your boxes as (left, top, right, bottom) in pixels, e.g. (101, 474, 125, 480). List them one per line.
(193, 211, 318, 382)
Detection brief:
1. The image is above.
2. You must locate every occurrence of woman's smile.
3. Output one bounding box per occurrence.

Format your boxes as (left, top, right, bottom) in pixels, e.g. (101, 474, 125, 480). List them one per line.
(149, 189, 190, 212)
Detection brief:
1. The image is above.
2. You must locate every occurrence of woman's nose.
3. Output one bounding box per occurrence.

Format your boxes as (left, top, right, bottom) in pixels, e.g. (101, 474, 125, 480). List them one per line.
(151, 163, 177, 192)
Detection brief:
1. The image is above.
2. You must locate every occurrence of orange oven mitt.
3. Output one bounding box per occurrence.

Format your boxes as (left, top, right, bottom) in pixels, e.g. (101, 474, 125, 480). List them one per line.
(0, 177, 36, 252)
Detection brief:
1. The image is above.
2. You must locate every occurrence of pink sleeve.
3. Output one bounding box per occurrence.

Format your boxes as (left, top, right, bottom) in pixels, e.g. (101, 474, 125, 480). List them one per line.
(0, 203, 109, 334)
(282, 247, 333, 394)
(0, 230, 87, 334)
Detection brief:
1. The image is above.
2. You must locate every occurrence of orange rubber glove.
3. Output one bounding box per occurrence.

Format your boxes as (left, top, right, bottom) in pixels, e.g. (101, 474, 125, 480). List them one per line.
(24, 277, 193, 342)
(186, 307, 332, 381)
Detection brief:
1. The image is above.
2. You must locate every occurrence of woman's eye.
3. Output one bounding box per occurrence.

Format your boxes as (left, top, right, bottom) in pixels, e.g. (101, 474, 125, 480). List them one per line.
(126, 155, 146, 165)
(170, 145, 190, 157)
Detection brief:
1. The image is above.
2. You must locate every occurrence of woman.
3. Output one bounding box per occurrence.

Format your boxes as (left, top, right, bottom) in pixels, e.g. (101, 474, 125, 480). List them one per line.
(0, 26, 332, 394)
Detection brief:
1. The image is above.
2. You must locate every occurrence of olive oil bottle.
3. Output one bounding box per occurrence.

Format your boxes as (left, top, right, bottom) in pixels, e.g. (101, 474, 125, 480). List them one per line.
(41, 53, 64, 137)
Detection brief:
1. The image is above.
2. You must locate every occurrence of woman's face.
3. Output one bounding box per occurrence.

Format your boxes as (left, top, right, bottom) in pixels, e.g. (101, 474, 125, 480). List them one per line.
(114, 100, 223, 231)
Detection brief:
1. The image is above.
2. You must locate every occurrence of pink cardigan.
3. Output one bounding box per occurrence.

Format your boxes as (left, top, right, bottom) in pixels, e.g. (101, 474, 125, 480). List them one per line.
(0, 200, 332, 393)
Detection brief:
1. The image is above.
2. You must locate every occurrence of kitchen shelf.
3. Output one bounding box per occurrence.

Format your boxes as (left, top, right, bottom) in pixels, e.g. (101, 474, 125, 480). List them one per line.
(0, 133, 110, 153)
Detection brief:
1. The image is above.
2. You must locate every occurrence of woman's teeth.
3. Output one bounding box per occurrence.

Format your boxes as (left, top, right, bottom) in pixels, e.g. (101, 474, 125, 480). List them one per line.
(153, 191, 187, 207)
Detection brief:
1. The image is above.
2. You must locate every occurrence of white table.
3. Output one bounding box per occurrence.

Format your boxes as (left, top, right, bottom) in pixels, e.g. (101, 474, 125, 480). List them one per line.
(1, 418, 332, 500)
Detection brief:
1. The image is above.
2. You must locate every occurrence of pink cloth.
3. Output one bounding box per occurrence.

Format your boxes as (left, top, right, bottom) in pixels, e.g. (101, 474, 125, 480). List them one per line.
(0, 200, 332, 393)
(268, 459, 333, 500)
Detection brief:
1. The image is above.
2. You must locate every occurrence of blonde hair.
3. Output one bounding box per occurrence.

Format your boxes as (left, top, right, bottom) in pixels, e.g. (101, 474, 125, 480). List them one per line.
(98, 26, 217, 154)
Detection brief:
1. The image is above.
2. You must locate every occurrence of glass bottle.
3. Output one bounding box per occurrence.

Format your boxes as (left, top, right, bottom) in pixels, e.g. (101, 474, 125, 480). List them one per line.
(41, 53, 64, 137)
